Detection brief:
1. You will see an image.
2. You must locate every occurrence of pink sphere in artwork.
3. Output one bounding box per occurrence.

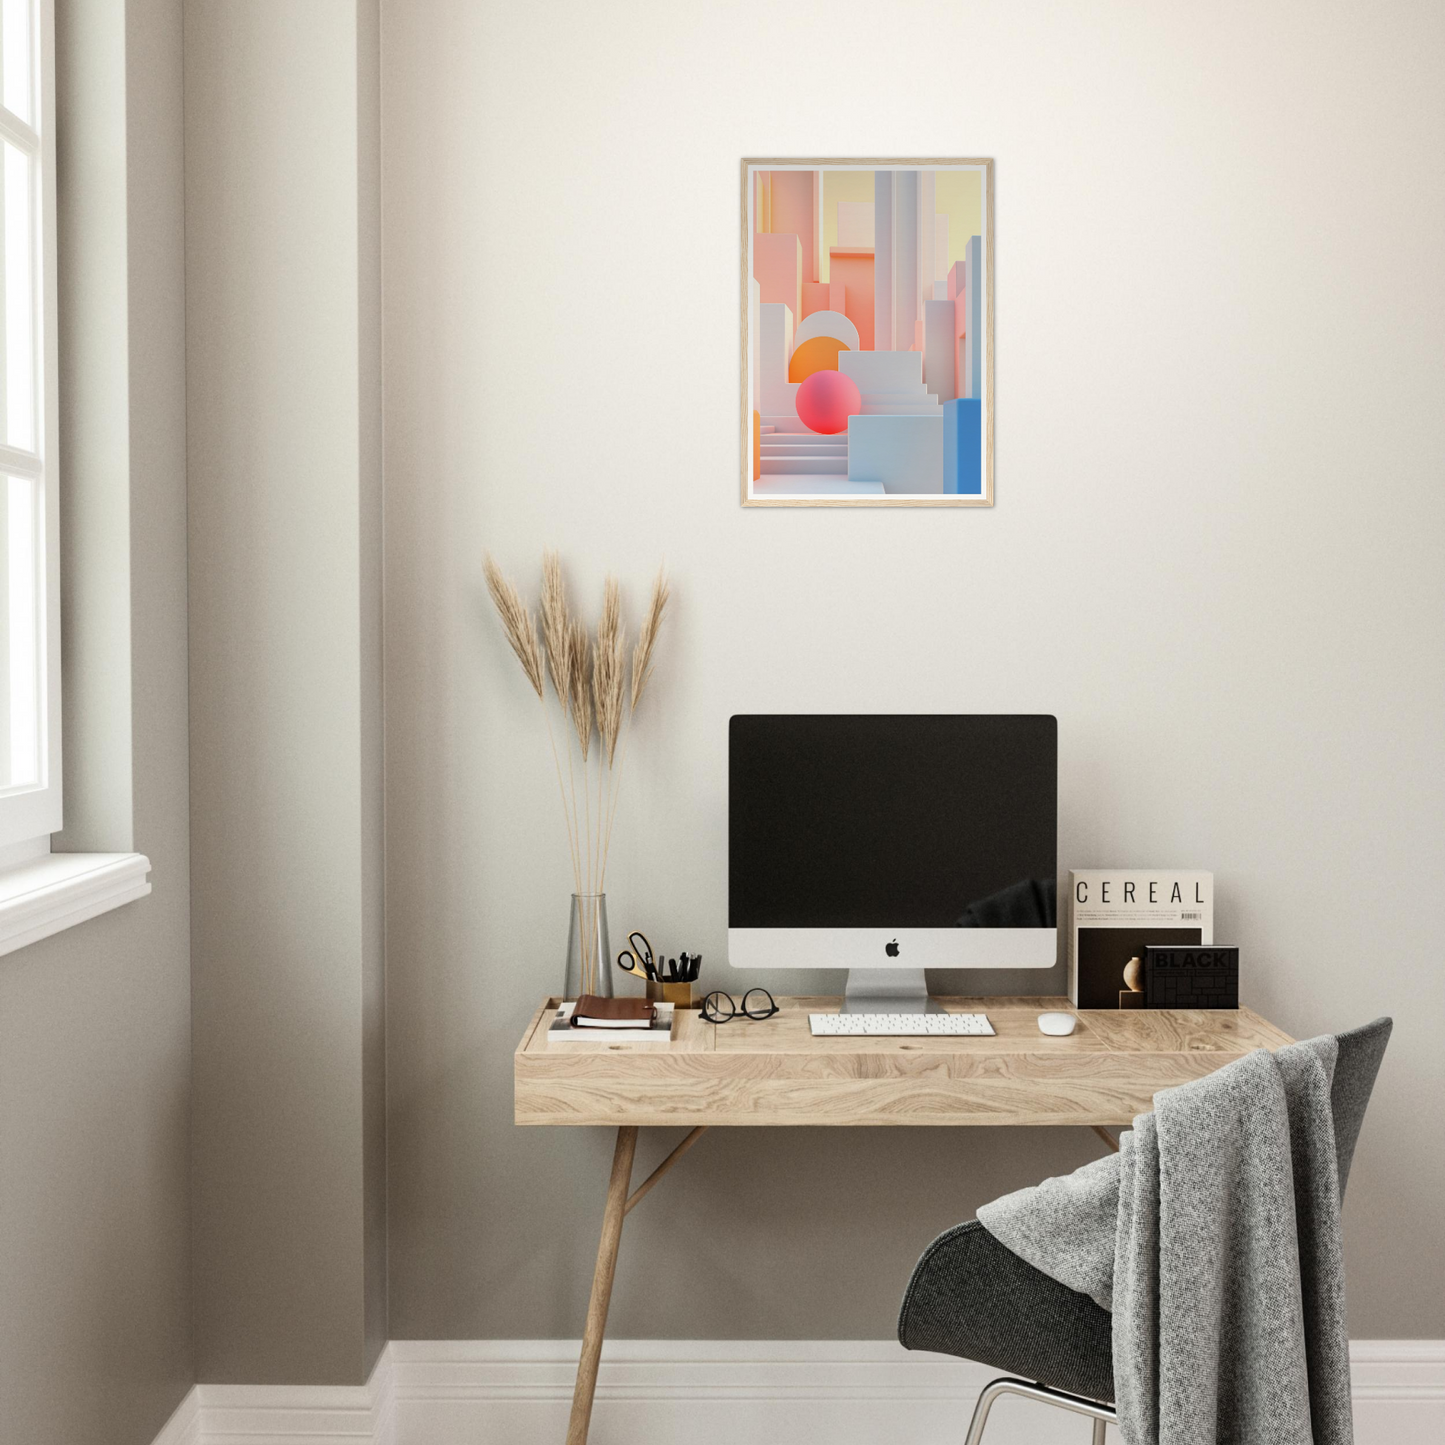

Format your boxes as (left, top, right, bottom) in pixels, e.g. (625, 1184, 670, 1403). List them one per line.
(795, 368, 861, 435)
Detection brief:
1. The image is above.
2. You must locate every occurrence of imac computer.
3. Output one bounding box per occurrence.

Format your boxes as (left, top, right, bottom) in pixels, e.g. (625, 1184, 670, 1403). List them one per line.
(728, 714, 1058, 1013)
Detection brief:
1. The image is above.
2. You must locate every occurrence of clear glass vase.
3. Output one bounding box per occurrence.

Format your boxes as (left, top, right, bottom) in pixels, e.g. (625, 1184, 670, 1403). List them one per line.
(564, 893, 612, 1001)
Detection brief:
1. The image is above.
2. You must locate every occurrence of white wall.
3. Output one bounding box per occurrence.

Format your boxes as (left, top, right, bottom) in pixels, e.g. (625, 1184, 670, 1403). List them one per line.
(382, 0, 1445, 1342)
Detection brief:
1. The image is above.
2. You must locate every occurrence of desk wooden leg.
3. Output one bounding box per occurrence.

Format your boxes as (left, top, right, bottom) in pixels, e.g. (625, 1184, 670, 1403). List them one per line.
(626, 1125, 706, 1215)
(566, 1125, 638, 1445)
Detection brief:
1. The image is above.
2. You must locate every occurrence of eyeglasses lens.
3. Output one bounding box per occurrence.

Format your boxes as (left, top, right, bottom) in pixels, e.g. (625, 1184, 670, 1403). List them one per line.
(743, 988, 777, 1019)
(703, 992, 735, 1023)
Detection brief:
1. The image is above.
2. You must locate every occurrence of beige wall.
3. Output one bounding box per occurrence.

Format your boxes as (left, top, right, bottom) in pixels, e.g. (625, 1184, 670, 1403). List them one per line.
(13, 1, 1444, 1428)
(382, 0, 1445, 1343)
(0, 2, 193, 1443)
(186, 0, 385, 1386)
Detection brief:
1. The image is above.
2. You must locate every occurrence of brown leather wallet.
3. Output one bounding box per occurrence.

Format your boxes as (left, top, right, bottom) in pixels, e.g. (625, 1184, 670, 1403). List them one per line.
(571, 994, 656, 1027)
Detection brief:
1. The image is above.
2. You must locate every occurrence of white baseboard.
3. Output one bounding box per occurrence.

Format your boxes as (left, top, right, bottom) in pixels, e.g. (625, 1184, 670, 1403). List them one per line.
(150, 1353, 394, 1445)
(150, 1385, 200, 1445)
(150, 1339, 1445, 1445)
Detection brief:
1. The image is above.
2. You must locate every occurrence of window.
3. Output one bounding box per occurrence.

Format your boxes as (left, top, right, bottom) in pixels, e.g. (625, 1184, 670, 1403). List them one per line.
(0, 0, 57, 855)
(0, 0, 150, 951)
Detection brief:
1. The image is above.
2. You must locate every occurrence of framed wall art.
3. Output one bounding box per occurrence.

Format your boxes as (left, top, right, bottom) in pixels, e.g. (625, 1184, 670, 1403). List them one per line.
(741, 158, 994, 508)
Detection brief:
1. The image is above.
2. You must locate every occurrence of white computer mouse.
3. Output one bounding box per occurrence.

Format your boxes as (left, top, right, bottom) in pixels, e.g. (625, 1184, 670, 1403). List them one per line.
(1037, 1011, 1078, 1036)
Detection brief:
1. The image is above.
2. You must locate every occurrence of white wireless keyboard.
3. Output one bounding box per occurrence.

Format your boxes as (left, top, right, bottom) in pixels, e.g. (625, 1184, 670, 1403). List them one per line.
(808, 1012, 994, 1037)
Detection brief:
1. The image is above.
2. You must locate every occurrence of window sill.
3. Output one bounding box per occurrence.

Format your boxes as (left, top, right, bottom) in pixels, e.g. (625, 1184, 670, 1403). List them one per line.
(0, 852, 152, 958)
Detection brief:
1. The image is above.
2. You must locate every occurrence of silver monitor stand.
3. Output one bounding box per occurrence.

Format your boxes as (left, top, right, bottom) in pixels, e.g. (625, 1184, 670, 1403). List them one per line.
(840, 967, 942, 1014)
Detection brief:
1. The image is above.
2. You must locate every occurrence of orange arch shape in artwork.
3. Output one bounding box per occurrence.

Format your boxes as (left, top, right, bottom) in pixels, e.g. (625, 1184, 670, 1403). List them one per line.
(788, 335, 850, 383)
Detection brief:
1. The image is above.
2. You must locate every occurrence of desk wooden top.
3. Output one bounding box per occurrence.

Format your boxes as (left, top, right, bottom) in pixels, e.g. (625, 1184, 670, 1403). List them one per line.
(514, 996, 1294, 1128)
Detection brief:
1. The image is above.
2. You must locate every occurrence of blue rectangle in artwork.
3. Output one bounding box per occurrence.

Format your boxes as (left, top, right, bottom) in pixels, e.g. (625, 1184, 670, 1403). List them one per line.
(942, 398, 982, 495)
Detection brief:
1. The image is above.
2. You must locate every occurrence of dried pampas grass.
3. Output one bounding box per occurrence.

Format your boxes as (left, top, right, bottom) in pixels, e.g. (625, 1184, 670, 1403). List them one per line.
(567, 618, 593, 761)
(631, 568, 669, 710)
(483, 551, 669, 918)
(540, 550, 572, 706)
(593, 578, 625, 766)
(483, 555, 544, 700)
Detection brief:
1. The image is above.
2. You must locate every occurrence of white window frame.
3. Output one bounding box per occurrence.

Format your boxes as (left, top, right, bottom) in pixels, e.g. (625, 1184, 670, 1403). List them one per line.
(0, 0, 59, 853)
(0, 0, 150, 955)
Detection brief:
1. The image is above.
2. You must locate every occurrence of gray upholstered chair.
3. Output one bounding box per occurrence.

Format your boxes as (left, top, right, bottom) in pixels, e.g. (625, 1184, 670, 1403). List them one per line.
(898, 1018, 1392, 1444)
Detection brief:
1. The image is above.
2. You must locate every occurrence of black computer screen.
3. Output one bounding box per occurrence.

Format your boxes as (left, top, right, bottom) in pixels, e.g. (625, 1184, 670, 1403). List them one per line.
(728, 715, 1057, 928)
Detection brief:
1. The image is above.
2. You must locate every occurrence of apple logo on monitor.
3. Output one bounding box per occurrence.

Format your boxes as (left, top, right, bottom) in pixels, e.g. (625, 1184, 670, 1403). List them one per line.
(885, 939, 900, 957)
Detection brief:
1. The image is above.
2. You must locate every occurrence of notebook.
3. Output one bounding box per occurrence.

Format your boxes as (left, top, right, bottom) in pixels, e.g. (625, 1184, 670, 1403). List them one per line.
(571, 994, 656, 1028)
(546, 1000, 675, 1045)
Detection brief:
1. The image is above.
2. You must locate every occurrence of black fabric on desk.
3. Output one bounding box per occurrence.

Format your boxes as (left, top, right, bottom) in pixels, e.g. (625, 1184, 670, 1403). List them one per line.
(897, 1219, 1115, 1403)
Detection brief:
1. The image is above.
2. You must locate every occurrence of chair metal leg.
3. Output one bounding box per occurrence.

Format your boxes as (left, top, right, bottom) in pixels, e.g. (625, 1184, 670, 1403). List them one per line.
(963, 1377, 1117, 1445)
(962, 1379, 1007, 1445)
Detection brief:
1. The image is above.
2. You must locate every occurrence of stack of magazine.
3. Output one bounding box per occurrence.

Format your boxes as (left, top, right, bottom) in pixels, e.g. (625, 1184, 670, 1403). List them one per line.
(546, 1000, 676, 1045)
(1069, 869, 1213, 1009)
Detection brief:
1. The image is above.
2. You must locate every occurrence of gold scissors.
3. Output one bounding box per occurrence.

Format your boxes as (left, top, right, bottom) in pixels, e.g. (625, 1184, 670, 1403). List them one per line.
(616, 930, 657, 982)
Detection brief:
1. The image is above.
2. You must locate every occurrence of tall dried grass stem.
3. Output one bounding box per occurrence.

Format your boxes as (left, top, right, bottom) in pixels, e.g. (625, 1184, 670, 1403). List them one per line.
(594, 577, 626, 767)
(543, 705, 582, 893)
(540, 550, 572, 707)
(483, 554, 544, 699)
(568, 619, 593, 762)
(630, 568, 670, 711)
(483, 552, 669, 934)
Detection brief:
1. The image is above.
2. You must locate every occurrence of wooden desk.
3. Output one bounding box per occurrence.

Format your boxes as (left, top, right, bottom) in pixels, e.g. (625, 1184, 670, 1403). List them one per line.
(514, 995, 1293, 1444)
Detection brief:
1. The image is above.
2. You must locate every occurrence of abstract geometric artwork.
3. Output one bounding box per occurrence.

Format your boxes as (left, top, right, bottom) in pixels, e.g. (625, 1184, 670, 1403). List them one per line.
(741, 158, 994, 507)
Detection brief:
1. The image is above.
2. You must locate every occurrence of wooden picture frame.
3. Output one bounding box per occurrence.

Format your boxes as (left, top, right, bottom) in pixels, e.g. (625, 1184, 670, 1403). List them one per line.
(741, 157, 994, 508)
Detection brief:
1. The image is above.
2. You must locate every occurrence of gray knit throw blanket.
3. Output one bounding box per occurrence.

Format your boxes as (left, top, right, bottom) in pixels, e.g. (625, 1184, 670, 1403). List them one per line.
(977, 1038, 1353, 1445)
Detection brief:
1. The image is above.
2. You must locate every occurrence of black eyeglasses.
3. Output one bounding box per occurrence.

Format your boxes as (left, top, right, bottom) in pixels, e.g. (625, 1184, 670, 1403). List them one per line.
(700, 988, 778, 1023)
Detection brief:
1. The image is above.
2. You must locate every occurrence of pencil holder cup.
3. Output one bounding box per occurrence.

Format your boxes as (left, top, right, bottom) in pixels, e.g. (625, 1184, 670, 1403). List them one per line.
(647, 979, 694, 1008)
